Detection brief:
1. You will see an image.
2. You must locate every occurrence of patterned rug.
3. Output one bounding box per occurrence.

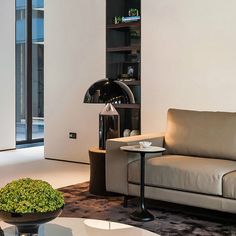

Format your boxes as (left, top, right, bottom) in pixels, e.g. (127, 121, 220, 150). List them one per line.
(58, 182, 236, 236)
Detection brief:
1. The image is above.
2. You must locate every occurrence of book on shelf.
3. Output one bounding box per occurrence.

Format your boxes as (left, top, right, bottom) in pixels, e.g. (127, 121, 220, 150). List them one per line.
(122, 16, 141, 23)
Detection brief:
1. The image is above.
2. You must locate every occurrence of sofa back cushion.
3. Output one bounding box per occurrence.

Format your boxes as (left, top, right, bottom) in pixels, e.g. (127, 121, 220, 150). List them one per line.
(165, 108, 236, 161)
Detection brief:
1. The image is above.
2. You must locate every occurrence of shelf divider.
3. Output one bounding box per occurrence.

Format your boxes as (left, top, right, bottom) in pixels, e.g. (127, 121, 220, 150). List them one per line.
(113, 104, 140, 109)
(107, 45, 140, 52)
(107, 21, 141, 30)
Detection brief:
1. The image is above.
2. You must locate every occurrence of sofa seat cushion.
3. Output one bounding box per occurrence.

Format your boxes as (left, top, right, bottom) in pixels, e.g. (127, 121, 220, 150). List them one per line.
(128, 155, 236, 196)
(223, 171, 236, 199)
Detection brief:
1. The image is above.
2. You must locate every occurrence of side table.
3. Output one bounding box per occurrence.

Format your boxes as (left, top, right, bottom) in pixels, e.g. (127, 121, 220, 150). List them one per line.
(88, 147, 107, 195)
(120, 145, 166, 222)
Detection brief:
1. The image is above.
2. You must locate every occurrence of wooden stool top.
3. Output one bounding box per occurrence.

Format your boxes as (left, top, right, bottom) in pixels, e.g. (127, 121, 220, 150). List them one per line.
(89, 147, 106, 154)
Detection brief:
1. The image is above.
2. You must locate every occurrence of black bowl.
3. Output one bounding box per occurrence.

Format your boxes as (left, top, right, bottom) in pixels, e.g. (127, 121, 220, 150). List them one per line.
(0, 207, 63, 235)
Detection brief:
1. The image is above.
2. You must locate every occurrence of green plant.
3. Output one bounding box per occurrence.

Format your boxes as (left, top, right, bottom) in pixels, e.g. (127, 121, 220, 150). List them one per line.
(128, 8, 139, 16)
(0, 178, 64, 213)
(114, 16, 122, 24)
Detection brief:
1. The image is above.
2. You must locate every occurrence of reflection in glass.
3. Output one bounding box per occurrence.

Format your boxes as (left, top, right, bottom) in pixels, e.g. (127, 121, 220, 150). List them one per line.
(1, 218, 153, 236)
(83, 219, 132, 230)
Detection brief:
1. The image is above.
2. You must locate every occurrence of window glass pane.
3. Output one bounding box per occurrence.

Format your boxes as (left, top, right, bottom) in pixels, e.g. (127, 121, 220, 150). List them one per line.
(16, 0, 27, 141)
(32, 1, 44, 139)
(32, 0, 44, 9)
(16, 0, 26, 9)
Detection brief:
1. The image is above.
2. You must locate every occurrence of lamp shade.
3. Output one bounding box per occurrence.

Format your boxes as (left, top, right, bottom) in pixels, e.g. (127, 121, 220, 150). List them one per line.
(83, 79, 135, 104)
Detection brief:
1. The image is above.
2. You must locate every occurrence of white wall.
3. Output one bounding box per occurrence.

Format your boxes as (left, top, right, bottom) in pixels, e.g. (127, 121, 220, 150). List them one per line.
(44, 0, 105, 163)
(0, 0, 15, 150)
(142, 0, 236, 133)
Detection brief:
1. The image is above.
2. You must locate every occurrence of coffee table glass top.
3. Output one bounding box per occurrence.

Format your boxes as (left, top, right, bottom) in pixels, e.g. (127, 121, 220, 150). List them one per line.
(0, 217, 159, 236)
(120, 145, 166, 153)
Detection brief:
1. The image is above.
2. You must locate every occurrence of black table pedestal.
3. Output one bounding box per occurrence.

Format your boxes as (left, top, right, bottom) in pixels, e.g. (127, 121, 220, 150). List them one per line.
(130, 152, 154, 222)
(130, 208, 154, 222)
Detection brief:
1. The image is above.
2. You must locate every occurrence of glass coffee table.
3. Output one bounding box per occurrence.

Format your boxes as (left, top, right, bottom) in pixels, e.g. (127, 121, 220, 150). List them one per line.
(0, 217, 159, 236)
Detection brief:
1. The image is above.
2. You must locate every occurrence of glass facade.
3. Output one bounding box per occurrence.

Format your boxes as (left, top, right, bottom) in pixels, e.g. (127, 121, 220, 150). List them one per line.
(16, 0, 44, 142)
(16, 0, 27, 141)
(32, 3, 44, 139)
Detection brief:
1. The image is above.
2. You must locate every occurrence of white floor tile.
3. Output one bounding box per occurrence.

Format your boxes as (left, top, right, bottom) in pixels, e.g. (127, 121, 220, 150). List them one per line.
(0, 146, 90, 189)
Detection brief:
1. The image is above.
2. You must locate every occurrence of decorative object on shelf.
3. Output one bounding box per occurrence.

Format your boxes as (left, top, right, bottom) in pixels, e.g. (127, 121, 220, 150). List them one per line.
(128, 8, 139, 17)
(120, 62, 139, 80)
(130, 129, 140, 136)
(139, 141, 152, 148)
(122, 16, 141, 23)
(114, 16, 122, 24)
(127, 66, 134, 77)
(113, 8, 140, 25)
(130, 28, 141, 38)
(123, 129, 131, 137)
(113, 16, 141, 25)
(99, 103, 120, 150)
(0, 178, 64, 235)
(130, 28, 141, 46)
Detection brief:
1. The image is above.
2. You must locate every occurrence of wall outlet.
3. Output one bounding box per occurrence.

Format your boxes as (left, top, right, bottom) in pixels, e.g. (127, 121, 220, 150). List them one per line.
(69, 132, 77, 139)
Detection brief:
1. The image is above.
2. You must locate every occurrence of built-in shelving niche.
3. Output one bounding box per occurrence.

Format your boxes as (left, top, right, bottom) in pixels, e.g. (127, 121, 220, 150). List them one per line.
(106, 0, 141, 136)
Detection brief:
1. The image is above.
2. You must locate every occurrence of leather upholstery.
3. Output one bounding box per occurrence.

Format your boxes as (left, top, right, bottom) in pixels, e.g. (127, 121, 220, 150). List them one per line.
(165, 109, 236, 161)
(128, 183, 236, 213)
(128, 155, 236, 195)
(223, 171, 236, 199)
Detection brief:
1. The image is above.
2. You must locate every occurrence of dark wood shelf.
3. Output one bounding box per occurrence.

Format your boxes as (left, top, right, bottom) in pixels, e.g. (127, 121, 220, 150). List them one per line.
(118, 80, 140, 86)
(107, 45, 140, 52)
(107, 21, 141, 30)
(113, 104, 140, 109)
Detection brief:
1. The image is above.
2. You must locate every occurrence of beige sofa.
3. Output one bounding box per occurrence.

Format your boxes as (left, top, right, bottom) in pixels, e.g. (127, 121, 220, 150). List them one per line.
(106, 108, 236, 213)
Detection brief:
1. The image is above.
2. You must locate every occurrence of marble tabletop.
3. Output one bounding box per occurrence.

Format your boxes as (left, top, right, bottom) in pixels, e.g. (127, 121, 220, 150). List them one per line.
(0, 217, 159, 236)
(120, 145, 166, 153)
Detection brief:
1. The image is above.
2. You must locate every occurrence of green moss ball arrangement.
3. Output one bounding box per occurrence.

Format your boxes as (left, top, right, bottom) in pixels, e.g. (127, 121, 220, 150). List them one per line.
(0, 178, 64, 214)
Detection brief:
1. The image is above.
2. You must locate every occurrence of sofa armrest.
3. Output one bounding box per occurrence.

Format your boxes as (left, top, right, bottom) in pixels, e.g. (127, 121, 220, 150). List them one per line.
(105, 133, 165, 195)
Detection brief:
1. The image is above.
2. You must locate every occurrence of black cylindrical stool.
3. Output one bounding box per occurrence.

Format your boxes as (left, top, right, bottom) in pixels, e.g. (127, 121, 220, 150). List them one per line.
(89, 147, 107, 195)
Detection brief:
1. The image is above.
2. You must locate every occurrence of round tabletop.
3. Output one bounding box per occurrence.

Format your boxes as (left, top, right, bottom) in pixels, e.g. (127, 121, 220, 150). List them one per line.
(0, 217, 159, 236)
(120, 145, 166, 153)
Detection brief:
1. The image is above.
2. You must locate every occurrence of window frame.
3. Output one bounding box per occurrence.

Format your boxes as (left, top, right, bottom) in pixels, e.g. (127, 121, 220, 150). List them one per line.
(16, 0, 44, 145)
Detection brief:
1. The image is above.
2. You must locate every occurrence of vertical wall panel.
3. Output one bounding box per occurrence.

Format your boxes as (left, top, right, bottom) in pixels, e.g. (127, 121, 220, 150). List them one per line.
(142, 0, 236, 133)
(44, 0, 105, 162)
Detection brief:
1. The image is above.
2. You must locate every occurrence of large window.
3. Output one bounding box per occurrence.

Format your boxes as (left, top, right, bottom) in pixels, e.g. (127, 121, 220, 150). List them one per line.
(16, 0, 44, 143)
